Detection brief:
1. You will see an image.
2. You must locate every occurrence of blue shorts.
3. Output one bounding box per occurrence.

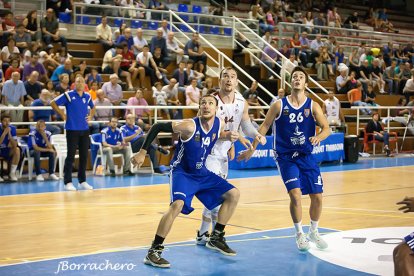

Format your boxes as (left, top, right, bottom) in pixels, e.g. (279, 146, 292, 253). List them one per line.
(0, 148, 11, 160)
(169, 169, 235, 215)
(404, 232, 414, 253)
(276, 153, 323, 195)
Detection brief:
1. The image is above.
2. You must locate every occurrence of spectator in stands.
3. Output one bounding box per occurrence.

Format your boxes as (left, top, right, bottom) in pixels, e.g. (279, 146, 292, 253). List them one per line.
(404, 43, 414, 65)
(258, 30, 272, 50)
(4, 59, 21, 81)
(290, 32, 303, 64)
(116, 27, 134, 51)
(23, 10, 42, 53)
(2, 11, 16, 39)
(101, 117, 132, 176)
(1, 37, 19, 71)
(148, 0, 166, 20)
(150, 28, 170, 68)
(349, 48, 360, 75)
(92, 88, 113, 133)
(153, 47, 170, 85)
(320, 46, 335, 78)
(162, 78, 181, 119)
(29, 120, 59, 181)
(29, 89, 61, 135)
(120, 42, 142, 86)
(336, 64, 352, 94)
(261, 40, 279, 78)
(371, 58, 386, 93)
(102, 44, 134, 90)
(249, 5, 272, 34)
(133, 28, 148, 55)
(378, 8, 398, 33)
(382, 42, 394, 67)
(152, 81, 170, 119)
(96, 15, 113, 53)
(125, 88, 152, 123)
(136, 44, 162, 85)
(383, 60, 399, 94)
(347, 81, 372, 115)
(343, 11, 359, 31)
(160, 20, 168, 38)
(24, 71, 42, 104)
(298, 32, 311, 66)
(303, 11, 314, 34)
(364, 83, 378, 106)
(358, 60, 372, 93)
(395, 44, 410, 65)
(51, 59, 73, 86)
(73, 60, 91, 79)
(325, 35, 338, 61)
(185, 60, 204, 85)
(121, 114, 168, 174)
(310, 34, 324, 65)
(184, 32, 207, 74)
(14, 24, 31, 54)
(22, 52, 47, 81)
(323, 90, 345, 126)
(243, 80, 261, 117)
(313, 12, 327, 34)
(315, 48, 328, 81)
(201, 77, 217, 96)
(403, 69, 414, 103)
(166, 31, 187, 65)
(0, 115, 20, 181)
(366, 112, 392, 156)
(2, 71, 26, 122)
(397, 62, 412, 95)
(88, 81, 99, 101)
(70, 73, 90, 91)
(55, 73, 70, 95)
(185, 78, 200, 106)
(383, 97, 414, 136)
(364, 7, 379, 29)
(172, 60, 188, 93)
(39, 50, 59, 75)
(327, 6, 342, 30)
(41, 9, 67, 49)
(86, 67, 103, 87)
(119, 0, 142, 18)
(334, 46, 345, 72)
(101, 74, 124, 106)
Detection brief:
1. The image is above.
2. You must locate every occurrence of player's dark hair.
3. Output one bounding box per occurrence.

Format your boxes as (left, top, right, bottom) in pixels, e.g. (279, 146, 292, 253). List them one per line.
(291, 66, 309, 83)
(200, 94, 218, 106)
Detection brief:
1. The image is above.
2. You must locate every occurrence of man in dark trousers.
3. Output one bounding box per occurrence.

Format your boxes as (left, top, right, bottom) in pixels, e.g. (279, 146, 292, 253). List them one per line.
(51, 76, 96, 191)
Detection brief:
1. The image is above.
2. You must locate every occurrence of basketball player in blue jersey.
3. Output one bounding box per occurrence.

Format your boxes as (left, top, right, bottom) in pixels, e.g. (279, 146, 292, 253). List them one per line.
(238, 66, 331, 251)
(131, 94, 240, 268)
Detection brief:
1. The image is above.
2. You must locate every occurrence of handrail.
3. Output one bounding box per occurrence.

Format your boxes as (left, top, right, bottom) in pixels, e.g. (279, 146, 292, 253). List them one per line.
(232, 16, 325, 103)
(168, 10, 277, 101)
(0, 104, 270, 126)
(351, 106, 413, 134)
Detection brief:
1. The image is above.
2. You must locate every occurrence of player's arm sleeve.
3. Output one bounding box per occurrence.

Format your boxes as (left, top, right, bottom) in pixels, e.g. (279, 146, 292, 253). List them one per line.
(141, 122, 173, 151)
(240, 119, 260, 138)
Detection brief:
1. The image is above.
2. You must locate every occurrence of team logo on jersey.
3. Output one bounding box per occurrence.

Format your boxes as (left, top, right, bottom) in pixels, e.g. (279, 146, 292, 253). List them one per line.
(283, 106, 289, 116)
(83, 98, 86, 104)
(212, 133, 216, 140)
(194, 131, 200, 142)
(304, 108, 310, 117)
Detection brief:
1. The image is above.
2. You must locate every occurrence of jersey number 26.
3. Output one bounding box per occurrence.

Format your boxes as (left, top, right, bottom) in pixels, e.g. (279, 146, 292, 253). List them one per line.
(289, 112, 303, 123)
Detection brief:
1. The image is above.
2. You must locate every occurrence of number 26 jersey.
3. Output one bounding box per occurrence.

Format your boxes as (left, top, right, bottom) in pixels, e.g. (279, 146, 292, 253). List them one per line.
(273, 97, 316, 155)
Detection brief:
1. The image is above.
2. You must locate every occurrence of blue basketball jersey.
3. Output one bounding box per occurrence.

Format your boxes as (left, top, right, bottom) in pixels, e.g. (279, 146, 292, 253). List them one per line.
(171, 116, 221, 175)
(273, 97, 316, 155)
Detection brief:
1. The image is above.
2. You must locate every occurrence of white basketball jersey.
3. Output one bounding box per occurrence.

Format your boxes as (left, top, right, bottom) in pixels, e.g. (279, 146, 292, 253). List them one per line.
(324, 97, 340, 120)
(210, 91, 245, 157)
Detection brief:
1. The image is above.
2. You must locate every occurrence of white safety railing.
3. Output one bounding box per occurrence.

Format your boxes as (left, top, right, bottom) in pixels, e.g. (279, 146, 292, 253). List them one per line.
(0, 104, 270, 126)
(232, 16, 326, 103)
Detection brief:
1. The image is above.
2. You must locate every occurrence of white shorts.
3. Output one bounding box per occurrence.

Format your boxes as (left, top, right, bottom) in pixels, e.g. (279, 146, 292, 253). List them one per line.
(205, 154, 228, 179)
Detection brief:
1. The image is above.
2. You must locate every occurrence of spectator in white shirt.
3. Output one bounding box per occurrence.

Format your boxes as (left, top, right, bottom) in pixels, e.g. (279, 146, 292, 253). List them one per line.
(166, 31, 187, 65)
(152, 82, 170, 119)
(136, 44, 161, 85)
(185, 78, 200, 106)
(132, 28, 148, 55)
(96, 15, 113, 52)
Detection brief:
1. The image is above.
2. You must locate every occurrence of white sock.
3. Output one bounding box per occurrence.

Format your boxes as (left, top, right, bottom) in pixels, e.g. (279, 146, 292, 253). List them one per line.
(294, 221, 303, 234)
(199, 219, 210, 234)
(10, 165, 17, 174)
(310, 220, 319, 232)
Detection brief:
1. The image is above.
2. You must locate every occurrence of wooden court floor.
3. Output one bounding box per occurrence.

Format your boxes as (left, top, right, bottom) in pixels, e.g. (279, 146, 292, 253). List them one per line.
(0, 166, 413, 266)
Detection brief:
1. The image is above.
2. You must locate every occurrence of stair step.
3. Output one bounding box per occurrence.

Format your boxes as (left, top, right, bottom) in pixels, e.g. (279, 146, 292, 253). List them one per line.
(69, 50, 95, 58)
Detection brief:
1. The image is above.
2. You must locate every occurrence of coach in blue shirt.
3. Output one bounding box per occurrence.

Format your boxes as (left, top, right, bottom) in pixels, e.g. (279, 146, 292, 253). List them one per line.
(51, 76, 95, 191)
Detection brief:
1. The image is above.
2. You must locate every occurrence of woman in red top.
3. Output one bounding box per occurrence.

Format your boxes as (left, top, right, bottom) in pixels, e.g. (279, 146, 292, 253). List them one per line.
(290, 32, 301, 62)
(4, 59, 21, 80)
(120, 42, 142, 86)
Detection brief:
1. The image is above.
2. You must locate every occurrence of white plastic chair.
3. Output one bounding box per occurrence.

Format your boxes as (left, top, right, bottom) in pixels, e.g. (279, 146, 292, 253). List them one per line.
(89, 134, 124, 175)
(18, 137, 48, 180)
(50, 134, 79, 179)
